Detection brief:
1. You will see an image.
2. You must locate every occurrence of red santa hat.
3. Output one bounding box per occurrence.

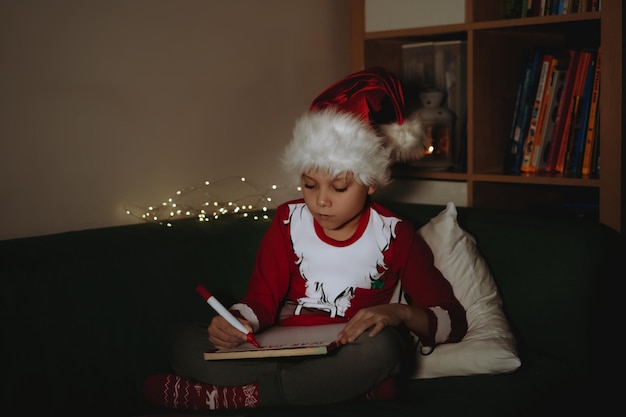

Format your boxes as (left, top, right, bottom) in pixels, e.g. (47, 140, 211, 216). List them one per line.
(283, 66, 426, 187)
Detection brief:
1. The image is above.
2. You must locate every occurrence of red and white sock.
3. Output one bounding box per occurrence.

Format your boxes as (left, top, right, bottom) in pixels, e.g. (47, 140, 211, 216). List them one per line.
(143, 373, 262, 410)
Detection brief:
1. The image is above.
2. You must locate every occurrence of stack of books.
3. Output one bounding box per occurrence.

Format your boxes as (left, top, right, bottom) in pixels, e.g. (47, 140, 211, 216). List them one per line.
(503, 46, 601, 178)
(504, 0, 601, 19)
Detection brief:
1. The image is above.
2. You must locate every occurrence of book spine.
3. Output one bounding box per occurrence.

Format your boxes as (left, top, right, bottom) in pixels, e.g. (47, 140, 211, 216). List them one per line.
(564, 50, 596, 176)
(504, 50, 531, 173)
(544, 49, 579, 172)
(555, 50, 590, 173)
(581, 47, 601, 176)
(528, 56, 560, 171)
(557, 0, 564, 14)
(520, 54, 552, 173)
(590, 101, 601, 177)
(534, 67, 566, 171)
(562, 0, 571, 14)
(504, 48, 542, 174)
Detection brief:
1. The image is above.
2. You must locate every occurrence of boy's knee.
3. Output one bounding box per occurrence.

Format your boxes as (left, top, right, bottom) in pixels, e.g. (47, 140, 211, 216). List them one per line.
(169, 322, 212, 375)
(352, 327, 407, 366)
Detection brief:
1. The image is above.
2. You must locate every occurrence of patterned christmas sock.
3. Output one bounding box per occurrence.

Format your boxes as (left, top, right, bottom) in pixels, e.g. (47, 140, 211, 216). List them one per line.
(143, 373, 262, 410)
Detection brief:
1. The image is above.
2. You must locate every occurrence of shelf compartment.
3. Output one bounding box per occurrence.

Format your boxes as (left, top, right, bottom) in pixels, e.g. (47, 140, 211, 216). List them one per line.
(471, 20, 600, 177)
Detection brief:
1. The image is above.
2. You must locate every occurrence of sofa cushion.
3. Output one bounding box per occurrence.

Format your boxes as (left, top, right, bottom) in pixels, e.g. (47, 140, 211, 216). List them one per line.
(399, 202, 521, 378)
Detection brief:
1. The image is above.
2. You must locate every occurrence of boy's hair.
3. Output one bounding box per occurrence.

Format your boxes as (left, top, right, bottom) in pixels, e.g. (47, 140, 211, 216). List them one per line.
(283, 67, 426, 188)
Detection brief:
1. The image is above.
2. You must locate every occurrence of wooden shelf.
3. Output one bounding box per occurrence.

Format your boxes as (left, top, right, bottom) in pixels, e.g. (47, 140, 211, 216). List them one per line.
(350, 0, 623, 232)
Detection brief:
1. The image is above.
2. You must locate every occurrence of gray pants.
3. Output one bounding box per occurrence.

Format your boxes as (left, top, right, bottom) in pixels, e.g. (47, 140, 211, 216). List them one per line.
(170, 322, 410, 406)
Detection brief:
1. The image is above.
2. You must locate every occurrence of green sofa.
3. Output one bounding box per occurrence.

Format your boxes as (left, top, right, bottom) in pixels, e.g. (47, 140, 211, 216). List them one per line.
(1, 202, 622, 416)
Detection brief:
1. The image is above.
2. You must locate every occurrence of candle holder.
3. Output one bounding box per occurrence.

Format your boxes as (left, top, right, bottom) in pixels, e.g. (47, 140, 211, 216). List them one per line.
(408, 90, 455, 171)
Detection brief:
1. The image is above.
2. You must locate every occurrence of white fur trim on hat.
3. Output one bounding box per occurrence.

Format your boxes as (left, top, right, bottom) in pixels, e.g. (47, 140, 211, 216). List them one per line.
(283, 108, 426, 188)
(283, 108, 392, 187)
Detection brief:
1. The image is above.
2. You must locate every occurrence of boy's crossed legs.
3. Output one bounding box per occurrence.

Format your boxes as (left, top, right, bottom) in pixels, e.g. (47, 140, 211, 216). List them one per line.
(143, 322, 408, 410)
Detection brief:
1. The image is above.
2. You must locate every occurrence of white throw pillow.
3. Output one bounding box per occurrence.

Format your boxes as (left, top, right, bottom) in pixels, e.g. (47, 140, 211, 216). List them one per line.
(395, 202, 521, 379)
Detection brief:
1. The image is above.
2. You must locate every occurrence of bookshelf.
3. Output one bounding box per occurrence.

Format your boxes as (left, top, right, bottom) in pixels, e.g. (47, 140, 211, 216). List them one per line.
(350, 0, 623, 233)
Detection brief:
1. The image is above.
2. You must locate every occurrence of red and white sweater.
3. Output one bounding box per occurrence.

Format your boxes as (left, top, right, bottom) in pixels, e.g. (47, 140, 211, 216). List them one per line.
(231, 199, 467, 347)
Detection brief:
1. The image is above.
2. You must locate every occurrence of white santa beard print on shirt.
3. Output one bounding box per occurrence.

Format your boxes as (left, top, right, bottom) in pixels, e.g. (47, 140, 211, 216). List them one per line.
(287, 203, 399, 317)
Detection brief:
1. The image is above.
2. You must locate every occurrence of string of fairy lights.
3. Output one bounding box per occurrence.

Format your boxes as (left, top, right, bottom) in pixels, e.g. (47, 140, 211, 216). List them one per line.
(123, 176, 301, 227)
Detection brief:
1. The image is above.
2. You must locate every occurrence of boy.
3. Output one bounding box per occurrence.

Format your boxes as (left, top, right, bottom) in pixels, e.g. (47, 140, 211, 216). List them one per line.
(144, 67, 467, 410)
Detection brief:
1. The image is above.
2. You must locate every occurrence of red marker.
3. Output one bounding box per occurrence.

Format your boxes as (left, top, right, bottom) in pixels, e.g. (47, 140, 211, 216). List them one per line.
(195, 284, 261, 348)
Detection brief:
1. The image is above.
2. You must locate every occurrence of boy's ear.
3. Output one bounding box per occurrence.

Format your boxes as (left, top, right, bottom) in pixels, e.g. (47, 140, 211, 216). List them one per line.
(368, 186, 376, 195)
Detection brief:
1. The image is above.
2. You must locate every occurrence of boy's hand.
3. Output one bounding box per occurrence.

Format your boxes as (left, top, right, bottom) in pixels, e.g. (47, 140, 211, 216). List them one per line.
(337, 304, 409, 345)
(208, 315, 252, 350)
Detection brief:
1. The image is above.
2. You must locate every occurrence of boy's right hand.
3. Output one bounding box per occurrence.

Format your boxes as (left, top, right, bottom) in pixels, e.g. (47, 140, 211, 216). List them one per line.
(208, 315, 251, 350)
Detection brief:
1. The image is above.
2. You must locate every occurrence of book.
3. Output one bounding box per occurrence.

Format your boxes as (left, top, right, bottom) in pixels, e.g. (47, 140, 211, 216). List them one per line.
(203, 323, 345, 360)
(589, 101, 601, 177)
(504, 48, 543, 174)
(544, 49, 580, 172)
(527, 54, 563, 172)
(534, 65, 567, 171)
(503, 63, 526, 171)
(581, 47, 601, 176)
(564, 50, 597, 176)
(555, 50, 591, 173)
(520, 53, 553, 173)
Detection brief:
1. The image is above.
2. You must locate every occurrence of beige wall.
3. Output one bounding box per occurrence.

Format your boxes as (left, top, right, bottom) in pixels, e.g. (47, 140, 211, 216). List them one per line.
(0, 0, 351, 240)
(365, 0, 464, 31)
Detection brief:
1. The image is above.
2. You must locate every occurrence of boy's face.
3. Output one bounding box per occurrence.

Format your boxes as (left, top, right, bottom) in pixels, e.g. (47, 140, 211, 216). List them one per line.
(300, 169, 375, 239)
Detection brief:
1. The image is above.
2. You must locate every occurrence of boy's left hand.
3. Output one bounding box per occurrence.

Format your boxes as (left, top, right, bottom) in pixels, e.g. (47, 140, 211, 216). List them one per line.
(337, 304, 409, 345)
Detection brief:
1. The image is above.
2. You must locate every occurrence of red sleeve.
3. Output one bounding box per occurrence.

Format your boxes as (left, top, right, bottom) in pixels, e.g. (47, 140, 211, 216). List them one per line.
(236, 203, 295, 330)
(393, 220, 468, 346)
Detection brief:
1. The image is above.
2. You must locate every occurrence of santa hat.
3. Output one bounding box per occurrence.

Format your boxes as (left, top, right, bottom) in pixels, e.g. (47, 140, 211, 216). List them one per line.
(283, 66, 426, 187)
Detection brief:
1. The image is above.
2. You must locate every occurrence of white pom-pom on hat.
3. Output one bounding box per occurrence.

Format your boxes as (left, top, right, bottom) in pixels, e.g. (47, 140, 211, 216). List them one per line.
(380, 111, 427, 162)
(283, 67, 426, 188)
